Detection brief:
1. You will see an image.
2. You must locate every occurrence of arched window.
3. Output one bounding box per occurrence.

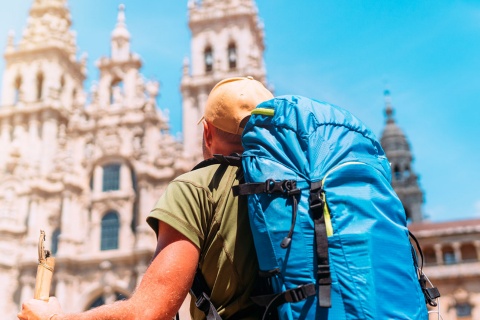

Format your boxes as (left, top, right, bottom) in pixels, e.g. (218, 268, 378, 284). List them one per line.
(423, 247, 437, 266)
(443, 246, 456, 265)
(36, 72, 44, 101)
(228, 43, 237, 69)
(101, 211, 120, 251)
(51, 228, 61, 256)
(103, 163, 121, 192)
(110, 78, 123, 105)
(14, 75, 22, 104)
(204, 46, 213, 72)
(393, 164, 402, 181)
(460, 243, 477, 262)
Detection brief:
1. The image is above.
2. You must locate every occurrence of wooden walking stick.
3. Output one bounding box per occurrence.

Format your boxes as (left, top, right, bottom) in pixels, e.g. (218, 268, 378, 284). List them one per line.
(34, 230, 55, 301)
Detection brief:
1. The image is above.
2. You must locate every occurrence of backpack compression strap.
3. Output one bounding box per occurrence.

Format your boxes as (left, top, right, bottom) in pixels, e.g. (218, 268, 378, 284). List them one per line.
(310, 181, 332, 308)
(234, 179, 300, 248)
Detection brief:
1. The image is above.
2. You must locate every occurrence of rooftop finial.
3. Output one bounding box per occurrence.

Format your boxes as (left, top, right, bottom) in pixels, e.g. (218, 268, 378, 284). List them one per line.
(384, 89, 395, 124)
(111, 3, 130, 40)
(117, 4, 126, 26)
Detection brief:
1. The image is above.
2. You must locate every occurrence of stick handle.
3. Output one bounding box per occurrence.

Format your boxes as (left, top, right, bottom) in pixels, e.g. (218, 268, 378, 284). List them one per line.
(34, 230, 55, 301)
(34, 256, 55, 301)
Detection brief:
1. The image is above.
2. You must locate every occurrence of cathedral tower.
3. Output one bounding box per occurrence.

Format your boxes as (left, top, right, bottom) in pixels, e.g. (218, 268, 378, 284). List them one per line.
(181, 0, 269, 158)
(0, 0, 86, 175)
(0, 3, 183, 318)
(380, 90, 424, 222)
(0, 1, 86, 317)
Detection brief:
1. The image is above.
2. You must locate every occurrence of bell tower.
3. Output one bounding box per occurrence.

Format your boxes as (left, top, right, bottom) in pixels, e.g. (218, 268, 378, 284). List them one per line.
(0, 1, 86, 317)
(181, 0, 269, 159)
(0, 0, 86, 176)
(380, 90, 425, 222)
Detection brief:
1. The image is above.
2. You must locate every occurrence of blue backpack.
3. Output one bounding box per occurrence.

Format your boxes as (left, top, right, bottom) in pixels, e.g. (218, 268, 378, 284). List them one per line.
(233, 95, 436, 319)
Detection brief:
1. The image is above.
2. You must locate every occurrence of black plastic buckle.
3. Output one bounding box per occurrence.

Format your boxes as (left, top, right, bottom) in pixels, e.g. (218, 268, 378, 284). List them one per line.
(309, 191, 324, 209)
(195, 292, 211, 313)
(265, 179, 300, 195)
(265, 179, 284, 194)
(284, 180, 300, 196)
(317, 264, 331, 283)
(419, 274, 440, 307)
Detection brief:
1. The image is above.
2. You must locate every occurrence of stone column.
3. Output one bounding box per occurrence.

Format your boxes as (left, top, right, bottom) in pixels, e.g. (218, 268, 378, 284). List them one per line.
(40, 109, 58, 175)
(28, 113, 41, 170)
(452, 242, 462, 263)
(134, 181, 156, 250)
(13, 113, 26, 154)
(0, 118, 11, 168)
(55, 271, 68, 307)
(94, 166, 103, 194)
(474, 240, 480, 262)
(434, 243, 443, 265)
(59, 191, 74, 255)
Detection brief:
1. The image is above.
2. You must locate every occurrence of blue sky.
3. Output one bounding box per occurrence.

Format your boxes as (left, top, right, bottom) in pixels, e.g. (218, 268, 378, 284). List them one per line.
(1, 1, 479, 222)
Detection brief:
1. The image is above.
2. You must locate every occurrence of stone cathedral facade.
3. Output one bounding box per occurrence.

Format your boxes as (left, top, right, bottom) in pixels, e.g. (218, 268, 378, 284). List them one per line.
(0, 1, 479, 319)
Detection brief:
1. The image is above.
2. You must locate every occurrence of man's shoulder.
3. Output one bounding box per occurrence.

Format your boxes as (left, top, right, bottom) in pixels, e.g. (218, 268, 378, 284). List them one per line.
(173, 162, 240, 190)
(175, 162, 222, 182)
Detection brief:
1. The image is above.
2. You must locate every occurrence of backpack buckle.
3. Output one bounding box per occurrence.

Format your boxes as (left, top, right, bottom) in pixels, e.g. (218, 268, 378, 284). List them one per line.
(265, 179, 284, 193)
(195, 292, 212, 313)
(265, 179, 298, 194)
(309, 191, 324, 209)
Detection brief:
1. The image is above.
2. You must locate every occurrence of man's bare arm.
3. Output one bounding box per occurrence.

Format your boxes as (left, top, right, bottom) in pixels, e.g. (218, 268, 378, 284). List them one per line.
(19, 222, 200, 320)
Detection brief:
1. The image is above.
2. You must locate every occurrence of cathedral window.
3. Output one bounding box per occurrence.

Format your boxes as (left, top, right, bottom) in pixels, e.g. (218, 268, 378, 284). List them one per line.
(393, 165, 402, 181)
(204, 46, 213, 72)
(101, 211, 120, 250)
(110, 79, 124, 105)
(228, 43, 237, 69)
(102, 163, 121, 192)
(36, 72, 44, 101)
(51, 228, 61, 256)
(14, 75, 22, 104)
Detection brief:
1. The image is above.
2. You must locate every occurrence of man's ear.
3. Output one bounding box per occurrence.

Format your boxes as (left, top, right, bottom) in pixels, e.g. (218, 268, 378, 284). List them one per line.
(203, 120, 213, 149)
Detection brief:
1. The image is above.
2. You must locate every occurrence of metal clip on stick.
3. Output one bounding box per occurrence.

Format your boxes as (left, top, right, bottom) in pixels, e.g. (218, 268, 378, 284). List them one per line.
(34, 230, 55, 301)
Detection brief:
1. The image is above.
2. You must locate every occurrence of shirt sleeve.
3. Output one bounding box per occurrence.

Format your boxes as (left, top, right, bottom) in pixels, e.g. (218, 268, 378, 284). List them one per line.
(147, 178, 213, 250)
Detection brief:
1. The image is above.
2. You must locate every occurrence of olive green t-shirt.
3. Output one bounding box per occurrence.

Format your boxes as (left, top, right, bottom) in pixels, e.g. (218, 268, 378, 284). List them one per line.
(147, 164, 261, 320)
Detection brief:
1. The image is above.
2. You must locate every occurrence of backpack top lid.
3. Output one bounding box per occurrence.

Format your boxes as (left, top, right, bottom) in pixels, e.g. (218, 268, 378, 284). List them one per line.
(242, 95, 391, 181)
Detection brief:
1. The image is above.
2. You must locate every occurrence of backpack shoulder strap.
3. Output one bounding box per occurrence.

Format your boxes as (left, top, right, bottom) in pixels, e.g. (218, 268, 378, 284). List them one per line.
(187, 153, 242, 320)
(192, 153, 242, 171)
